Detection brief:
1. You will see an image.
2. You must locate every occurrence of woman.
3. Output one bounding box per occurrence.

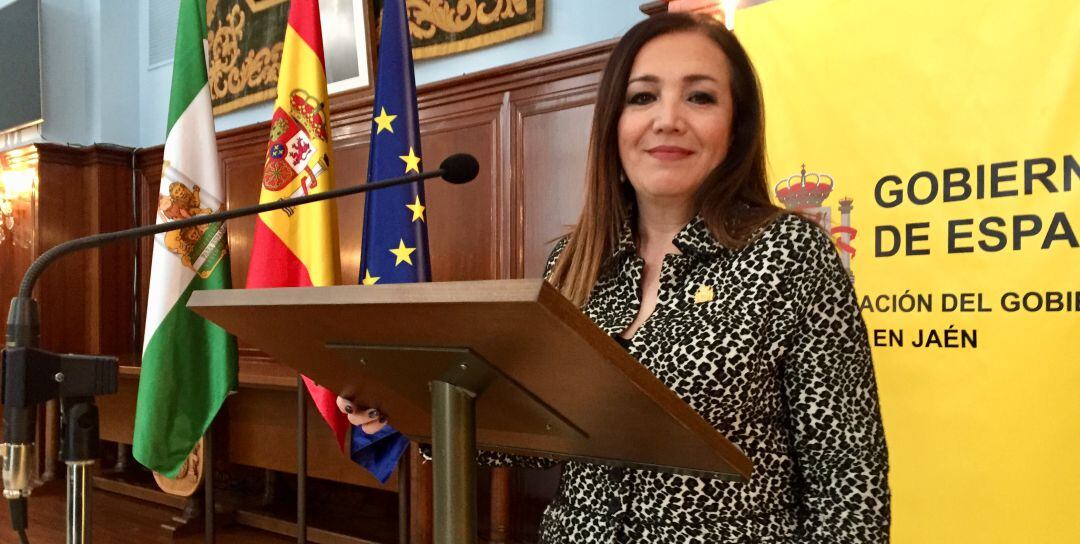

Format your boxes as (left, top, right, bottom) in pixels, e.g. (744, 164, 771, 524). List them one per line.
(486, 12, 891, 543)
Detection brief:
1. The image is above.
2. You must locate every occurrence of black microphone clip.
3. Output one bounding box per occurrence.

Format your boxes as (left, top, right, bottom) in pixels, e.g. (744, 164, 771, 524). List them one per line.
(2, 348, 118, 408)
(2, 296, 117, 501)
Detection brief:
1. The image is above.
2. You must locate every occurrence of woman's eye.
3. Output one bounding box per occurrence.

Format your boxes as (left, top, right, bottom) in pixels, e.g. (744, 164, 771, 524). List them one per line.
(626, 92, 656, 105)
(688, 91, 717, 105)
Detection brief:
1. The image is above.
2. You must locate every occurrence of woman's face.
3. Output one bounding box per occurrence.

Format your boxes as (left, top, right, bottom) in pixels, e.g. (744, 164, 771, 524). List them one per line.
(618, 31, 734, 210)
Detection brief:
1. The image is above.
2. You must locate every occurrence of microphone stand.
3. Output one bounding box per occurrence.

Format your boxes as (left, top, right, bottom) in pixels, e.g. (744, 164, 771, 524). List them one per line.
(1, 156, 476, 544)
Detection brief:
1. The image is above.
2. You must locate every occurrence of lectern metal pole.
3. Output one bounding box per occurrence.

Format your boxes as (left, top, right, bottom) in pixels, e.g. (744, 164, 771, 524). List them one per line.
(431, 380, 477, 544)
(66, 460, 93, 544)
(297, 377, 308, 544)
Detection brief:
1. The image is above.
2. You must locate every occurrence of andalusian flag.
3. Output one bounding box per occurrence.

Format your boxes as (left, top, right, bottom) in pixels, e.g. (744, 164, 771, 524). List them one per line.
(246, 0, 348, 448)
(133, 0, 238, 477)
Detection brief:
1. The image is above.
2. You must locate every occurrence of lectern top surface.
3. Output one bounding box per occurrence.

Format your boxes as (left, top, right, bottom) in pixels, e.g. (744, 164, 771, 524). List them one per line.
(189, 279, 751, 481)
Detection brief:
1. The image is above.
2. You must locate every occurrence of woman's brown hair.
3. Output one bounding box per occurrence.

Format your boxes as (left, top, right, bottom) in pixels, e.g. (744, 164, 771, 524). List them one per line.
(548, 12, 784, 307)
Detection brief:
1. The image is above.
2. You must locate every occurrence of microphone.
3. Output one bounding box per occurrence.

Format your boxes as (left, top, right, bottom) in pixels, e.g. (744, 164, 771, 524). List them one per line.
(440, 153, 479, 184)
(1, 153, 479, 534)
(3, 290, 39, 540)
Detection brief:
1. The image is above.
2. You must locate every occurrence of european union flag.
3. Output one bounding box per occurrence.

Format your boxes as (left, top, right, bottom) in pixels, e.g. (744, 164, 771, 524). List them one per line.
(352, 0, 425, 484)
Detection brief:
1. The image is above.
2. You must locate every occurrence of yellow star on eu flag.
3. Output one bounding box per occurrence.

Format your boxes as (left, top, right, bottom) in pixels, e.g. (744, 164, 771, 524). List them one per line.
(373, 107, 397, 134)
(406, 195, 426, 222)
(362, 269, 380, 285)
(389, 239, 416, 266)
(399, 147, 421, 174)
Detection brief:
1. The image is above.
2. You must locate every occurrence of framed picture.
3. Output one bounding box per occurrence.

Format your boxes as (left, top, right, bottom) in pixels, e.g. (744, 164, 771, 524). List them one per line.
(322, 0, 374, 94)
(209, 0, 373, 115)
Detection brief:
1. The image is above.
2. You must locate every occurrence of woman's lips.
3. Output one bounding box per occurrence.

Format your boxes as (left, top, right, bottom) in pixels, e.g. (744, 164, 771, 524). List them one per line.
(646, 145, 693, 161)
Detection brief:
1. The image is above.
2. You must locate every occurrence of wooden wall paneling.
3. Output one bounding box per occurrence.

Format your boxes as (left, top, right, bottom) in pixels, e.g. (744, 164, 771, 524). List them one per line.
(417, 95, 505, 281)
(133, 149, 164, 360)
(205, 119, 272, 295)
(220, 150, 266, 292)
(215, 123, 372, 320)
(489, 466, 511, 543)
(35, 155, 92, 354)
(214, 133, 285, 364)
(414, 41, 611, 113)
(225, 386, 394, 490)
(99, 373, 139, 444)
(216, 147, 297, 369)
(408, 444, 433, 544)
(34, 144, 136, 358)
(89, 150, 138, 357)
(328, 128, 371, 283)
(13, 144, 137, 484)
(510, 73, 602, 278)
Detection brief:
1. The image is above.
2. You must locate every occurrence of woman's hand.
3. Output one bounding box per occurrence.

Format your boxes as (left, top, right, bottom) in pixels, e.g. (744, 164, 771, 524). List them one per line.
(335, 396, 388, 434)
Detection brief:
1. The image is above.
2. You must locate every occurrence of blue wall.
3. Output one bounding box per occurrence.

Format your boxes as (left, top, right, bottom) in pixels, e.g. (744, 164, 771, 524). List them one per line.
(138, 0, 170, 147)
(14, 0, 645, 148)
(0, 0, 141, 148)
(95, 0, 140, 146)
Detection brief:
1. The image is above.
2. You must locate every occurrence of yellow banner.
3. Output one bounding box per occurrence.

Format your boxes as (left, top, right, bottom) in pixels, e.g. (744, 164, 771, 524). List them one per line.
(739, 1, 1080, 542)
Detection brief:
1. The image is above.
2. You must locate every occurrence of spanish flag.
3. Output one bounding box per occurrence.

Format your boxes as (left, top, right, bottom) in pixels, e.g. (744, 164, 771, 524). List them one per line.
(246, 0, 349, 449)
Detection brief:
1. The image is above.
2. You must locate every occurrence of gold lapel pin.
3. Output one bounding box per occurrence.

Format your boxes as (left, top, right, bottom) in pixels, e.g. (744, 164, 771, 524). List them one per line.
(693, 284, 715, 304)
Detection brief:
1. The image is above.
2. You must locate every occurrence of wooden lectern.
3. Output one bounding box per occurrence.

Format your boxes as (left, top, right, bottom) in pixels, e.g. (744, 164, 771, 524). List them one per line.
(188, 279, 751, 543)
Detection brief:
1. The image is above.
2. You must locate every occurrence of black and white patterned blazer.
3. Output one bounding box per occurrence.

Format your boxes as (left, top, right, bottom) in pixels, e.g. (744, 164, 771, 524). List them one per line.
(485, 212, 890, 543)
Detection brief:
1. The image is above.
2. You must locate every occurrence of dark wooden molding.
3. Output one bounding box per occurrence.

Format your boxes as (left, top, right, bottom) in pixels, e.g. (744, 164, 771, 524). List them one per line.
(217, 120, 275, 154)
(92, 476, 188, 510)
(134, 146, 164, 171)
(35, 143, 135, 167)
(233, 510, 380, 544)
(639, 1, 669, 16)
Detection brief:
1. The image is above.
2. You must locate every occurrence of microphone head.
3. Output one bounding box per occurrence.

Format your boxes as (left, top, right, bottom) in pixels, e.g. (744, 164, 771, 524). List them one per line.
(439, 154, 479, 184)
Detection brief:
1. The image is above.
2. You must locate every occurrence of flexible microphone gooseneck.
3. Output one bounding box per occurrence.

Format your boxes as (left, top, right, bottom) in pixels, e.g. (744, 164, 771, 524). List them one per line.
(14, 153, 480, 300)
(1, 153, 480, 541)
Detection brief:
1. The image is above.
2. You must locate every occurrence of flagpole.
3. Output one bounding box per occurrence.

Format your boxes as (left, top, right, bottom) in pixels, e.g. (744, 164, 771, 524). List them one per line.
(204, 421, 216, 544)
(399, 450, 410, 543)
(297, 377, 308, 543)
(360, 3, 437, 539)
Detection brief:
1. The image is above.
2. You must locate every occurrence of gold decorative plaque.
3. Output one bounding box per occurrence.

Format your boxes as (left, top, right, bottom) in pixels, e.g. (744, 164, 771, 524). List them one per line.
(398, 0, 545, 60)
(153, 438, 204, 497)
(207, 0, 289, 115)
